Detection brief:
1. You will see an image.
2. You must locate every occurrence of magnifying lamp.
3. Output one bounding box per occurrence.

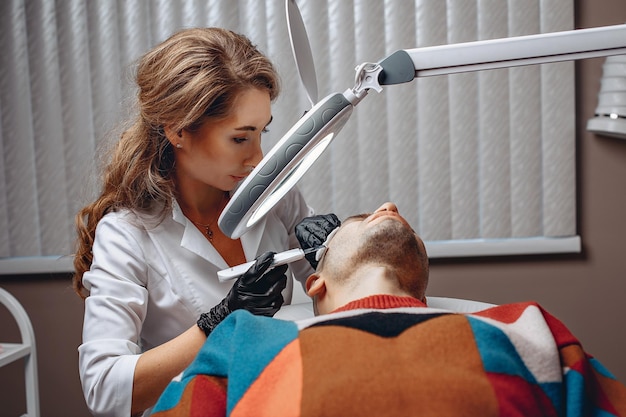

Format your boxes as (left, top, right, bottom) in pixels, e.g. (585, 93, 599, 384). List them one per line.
(218, 0, 626, 239)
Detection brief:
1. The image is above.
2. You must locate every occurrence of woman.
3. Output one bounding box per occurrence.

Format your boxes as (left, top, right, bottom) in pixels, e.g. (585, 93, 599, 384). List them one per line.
(72, 28, 315, 417)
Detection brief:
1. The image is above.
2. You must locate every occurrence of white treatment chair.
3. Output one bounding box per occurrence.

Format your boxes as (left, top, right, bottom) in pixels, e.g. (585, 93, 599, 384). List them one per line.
(0, 287, 40, 417)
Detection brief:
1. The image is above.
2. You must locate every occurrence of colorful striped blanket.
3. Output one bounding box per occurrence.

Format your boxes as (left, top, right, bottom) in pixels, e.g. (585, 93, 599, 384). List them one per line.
(152, 297, 626, 416)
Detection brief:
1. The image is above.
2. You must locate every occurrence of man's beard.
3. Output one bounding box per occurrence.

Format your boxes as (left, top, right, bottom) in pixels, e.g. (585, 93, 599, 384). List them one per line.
(349, 218, 422, 272)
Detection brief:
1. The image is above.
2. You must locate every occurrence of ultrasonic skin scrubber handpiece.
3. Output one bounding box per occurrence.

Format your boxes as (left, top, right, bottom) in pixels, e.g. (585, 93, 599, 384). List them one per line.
(217, 247, 325, 282)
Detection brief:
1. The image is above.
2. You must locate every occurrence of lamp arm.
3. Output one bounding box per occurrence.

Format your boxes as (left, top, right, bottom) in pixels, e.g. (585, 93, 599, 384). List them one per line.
(376, 23, 626, 85)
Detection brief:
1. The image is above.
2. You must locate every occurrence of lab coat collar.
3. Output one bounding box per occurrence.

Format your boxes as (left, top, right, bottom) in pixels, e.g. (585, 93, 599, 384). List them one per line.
(171, 199, 267, 267)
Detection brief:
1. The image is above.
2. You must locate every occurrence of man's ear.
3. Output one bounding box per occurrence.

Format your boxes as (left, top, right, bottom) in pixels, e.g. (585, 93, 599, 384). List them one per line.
(306, 274, 326, 298)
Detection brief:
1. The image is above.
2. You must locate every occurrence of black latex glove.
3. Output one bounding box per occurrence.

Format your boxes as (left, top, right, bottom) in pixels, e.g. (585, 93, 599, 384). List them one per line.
(295, 213, 341, 269)
(197, 251, 288, 336)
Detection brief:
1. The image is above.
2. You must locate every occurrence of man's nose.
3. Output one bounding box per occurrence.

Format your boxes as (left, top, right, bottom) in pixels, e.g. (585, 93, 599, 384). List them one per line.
(375, 202, 398, 213)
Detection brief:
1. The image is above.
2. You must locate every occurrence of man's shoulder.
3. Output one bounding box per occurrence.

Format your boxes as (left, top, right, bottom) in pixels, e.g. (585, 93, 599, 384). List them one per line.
(212, 310, 301, 341)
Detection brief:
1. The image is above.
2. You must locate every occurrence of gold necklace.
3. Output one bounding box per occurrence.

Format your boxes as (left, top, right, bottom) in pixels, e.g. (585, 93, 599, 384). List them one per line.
(189, 193, 228, 242)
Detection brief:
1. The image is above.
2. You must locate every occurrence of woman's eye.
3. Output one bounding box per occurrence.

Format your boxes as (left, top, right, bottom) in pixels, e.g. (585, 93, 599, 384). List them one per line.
(262, 128, 269, 134)
(233, 137, 247, 144)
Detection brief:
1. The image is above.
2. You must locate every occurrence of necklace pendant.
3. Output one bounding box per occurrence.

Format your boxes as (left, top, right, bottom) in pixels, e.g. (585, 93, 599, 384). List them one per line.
(206, 227, 214, 241)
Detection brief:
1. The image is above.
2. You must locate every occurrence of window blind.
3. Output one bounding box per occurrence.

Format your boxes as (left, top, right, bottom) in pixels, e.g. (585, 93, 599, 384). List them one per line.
(0, 0, 579, 274)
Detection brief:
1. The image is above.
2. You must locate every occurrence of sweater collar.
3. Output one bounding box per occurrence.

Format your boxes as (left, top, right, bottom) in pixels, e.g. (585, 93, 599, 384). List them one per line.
(332, 295, 427, 313)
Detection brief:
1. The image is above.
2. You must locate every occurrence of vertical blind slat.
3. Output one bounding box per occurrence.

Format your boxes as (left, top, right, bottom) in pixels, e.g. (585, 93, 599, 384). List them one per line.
(448, 1, 480, 240)
(151, 0, 181, 44)
(87, 1, 122, 145)
(57, 0, 97, 229)
(541, 0, 576, 236)
(477, 0, 511, 239)
(542, 61, 577, 236)
(26, 0, 71, 255)
(206, 0, 238, 31)
(117, 0, 151, 116)
(238, 0, 265, 51)
(265, 0, 298, 150)
(180, 0, 206, 28)
(2, 0, 40, 256)
(416, 1, 451, 240)
(509, 1, 542, 237)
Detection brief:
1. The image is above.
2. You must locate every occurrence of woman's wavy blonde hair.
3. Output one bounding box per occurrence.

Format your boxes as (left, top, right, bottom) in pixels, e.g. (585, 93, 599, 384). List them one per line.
(72, 27, 280, 298)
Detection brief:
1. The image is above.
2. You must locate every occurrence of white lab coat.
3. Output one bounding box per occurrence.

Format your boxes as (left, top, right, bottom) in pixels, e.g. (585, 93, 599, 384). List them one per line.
(78, 188, 314, 417)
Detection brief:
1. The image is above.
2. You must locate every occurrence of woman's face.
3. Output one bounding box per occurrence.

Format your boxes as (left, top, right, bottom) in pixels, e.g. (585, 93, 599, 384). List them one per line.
(175, 87, 272, 192)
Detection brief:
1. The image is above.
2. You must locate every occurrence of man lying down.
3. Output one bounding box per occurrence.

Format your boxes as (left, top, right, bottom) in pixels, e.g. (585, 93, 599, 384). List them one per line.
(151, 202, 626, 416)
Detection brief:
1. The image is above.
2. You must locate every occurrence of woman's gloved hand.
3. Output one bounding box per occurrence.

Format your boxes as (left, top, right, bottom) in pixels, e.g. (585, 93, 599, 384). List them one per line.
(295, 214, 341, 269)
(197, 251, 288, 336)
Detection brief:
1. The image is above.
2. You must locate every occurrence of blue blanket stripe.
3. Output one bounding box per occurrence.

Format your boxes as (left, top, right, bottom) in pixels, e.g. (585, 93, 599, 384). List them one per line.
(221, 312, 299, 413)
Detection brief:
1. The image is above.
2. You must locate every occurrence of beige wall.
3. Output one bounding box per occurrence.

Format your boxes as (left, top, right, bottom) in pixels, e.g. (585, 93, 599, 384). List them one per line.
(1, 1, 626, 415)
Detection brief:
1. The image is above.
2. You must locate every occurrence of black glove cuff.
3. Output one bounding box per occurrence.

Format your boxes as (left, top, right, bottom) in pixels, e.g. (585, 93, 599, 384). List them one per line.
(197, 301, 231, 336)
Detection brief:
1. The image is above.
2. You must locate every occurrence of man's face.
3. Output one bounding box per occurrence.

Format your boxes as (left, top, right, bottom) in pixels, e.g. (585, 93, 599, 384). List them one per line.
(318, 202, 426, 281)
(308, 202, 428, 315)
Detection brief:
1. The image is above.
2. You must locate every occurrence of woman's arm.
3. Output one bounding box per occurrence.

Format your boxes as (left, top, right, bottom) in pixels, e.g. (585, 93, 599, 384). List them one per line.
(133, 250, 289, 414)
(131, 325, 206, 415)
(80, 212, 204, 417)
